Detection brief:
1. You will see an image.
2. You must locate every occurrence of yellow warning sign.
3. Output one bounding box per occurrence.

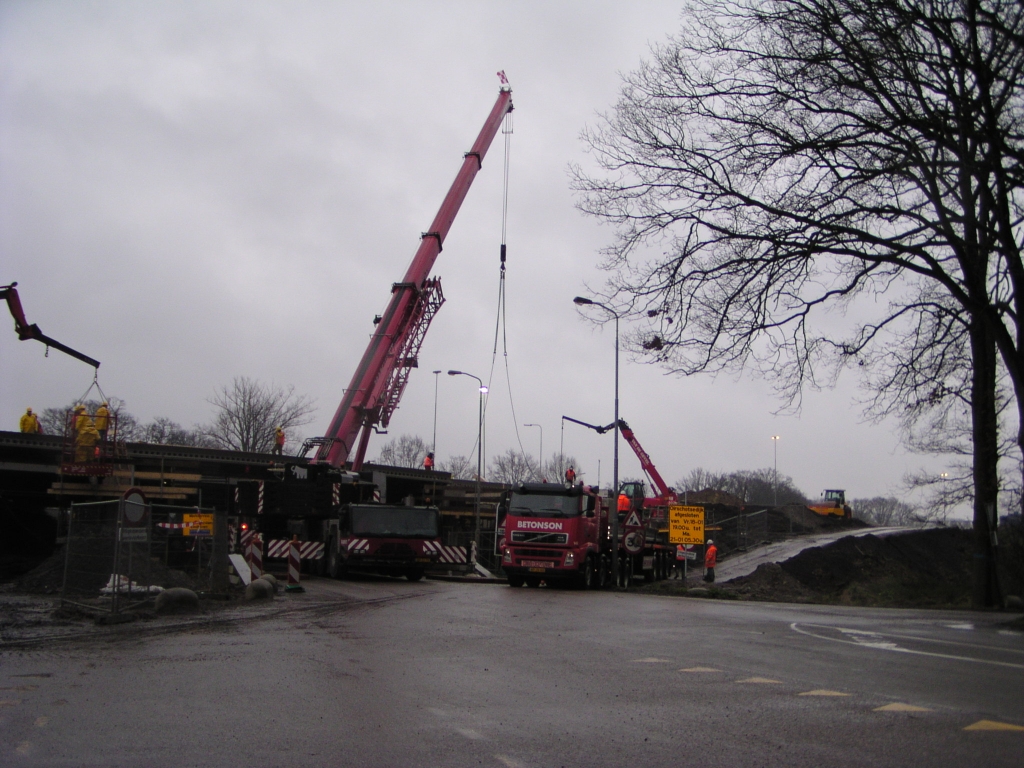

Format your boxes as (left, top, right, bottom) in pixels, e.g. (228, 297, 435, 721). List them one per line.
(183, 512, 214, 537)
(669, 505, 704, 545)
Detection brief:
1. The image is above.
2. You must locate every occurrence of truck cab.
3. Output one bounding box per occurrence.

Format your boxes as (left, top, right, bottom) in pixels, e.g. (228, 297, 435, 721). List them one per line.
(500, 483, 607, 588)
(325, 503, 442, 581)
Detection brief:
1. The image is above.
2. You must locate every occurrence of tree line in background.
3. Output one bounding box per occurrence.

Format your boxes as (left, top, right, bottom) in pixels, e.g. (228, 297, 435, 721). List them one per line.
(37, 377, 315, 455)
(373, 433, 925, 524)
(373, 434, 582, 485)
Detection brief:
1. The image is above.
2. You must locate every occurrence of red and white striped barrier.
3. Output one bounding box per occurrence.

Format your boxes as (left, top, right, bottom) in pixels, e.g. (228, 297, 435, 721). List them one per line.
(246, 533, 263, 581)
(286, 536, 304, 592)
(421, 541, 468, 564)
(156, 522, 191, 530)
(332, 483, 340, 506)
(257, 481, 265, 515)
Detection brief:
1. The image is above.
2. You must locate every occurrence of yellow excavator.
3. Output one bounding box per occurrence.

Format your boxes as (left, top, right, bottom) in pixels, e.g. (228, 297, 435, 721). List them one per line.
(808, 489, 853, 519)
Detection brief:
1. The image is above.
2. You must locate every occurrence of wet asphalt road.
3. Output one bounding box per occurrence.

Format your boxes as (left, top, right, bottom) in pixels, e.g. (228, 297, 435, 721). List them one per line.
(1, 577, 1022, 767)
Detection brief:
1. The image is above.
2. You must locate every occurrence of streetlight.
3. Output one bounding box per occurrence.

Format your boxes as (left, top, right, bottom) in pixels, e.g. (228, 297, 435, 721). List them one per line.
(432, 370, 442, 455)
(573, 295, 621, 587)
(448, 370, 487, 560)
(524, 423, 542, 480)
(771, 435, 780, 506)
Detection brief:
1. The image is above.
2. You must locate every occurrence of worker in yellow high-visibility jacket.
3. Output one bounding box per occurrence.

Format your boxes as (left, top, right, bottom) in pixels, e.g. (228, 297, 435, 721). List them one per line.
(20, 407, 41, 434)
(94, 402, 110, 441)
(73, 405, 99, 462)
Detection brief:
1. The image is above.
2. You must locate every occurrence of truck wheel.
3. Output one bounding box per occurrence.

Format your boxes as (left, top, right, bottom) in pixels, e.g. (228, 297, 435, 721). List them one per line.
(579, 557, 595, 590)
(524, 576, 541, 588)
(327, 542, 341, 579)
(597, 557, 609, 588)
(406, 569, 424, 582)
(507, 574, 525, 588)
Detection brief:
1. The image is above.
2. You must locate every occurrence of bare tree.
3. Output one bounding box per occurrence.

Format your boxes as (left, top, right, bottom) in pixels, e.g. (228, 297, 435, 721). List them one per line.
(677, 467, 807, 505)
(490, 449, 538, 486)
(140, 417, 214, 448)
(440, 454, 475, 480)
(376, 434, 429, 469)
(573, 0, 1023, 606)
(542, 453, 583, 484)
(851, 497, 927, 526)
(39, 398, 140, 440)
(205, 377, 315, 453)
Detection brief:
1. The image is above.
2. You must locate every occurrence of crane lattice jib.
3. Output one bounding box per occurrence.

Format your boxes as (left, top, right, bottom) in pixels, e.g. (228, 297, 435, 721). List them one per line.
(318, 86, 513, 469)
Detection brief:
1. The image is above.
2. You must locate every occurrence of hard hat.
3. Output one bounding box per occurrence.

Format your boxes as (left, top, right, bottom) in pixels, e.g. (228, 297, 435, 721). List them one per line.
(101, 401, 108, 407)
(26, 407, 32, 414)
(707, 539, 713, 545)
(74, 404, 85, 411)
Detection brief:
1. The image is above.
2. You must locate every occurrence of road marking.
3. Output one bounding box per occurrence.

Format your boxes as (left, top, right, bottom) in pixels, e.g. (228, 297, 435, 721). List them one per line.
(0, 699, 22, 707)
(944, 623, 974, 630)
(963, 720, 1024, 732)
(791, 623, 1024, 670)
(737, 677, 781, 684)
(455, 727, 484, 740)
(496, 755, 527, 768)
(630, 658, 671, 663)
(874, 703, 932, 712)
(679, 667, 721, 673)
(35, 716, 49, 727)
(798, 690, 849, 697)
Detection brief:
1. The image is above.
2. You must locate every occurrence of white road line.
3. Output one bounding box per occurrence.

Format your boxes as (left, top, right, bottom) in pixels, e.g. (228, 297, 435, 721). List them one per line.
(791, 623, 1024, 670)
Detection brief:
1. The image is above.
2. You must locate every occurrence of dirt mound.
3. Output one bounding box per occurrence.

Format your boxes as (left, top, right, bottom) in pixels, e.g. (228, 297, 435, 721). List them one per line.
(725, 562, 818, 603)
(720, 528, 973, 608)
(13, 548, 202, 595)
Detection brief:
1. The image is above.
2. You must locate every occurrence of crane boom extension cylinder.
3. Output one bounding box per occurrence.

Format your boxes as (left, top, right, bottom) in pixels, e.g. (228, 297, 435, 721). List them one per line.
(318, 85, 513, 469)
(1, 282, 100, 369)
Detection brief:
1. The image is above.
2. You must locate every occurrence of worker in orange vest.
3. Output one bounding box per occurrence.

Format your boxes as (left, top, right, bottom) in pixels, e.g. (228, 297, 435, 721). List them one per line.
(617, 492, 630, 513)
(423, 452, 435, 470)
(674, 543, 687, 579)
(565, 466, 575, 485)
(703, 539, 718, 583)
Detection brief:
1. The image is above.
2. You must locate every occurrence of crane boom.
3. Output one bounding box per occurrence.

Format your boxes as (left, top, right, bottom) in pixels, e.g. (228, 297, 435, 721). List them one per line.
(562, 415, 676, 501)
(1, 282, 100, 369)
(317, 84, 513, 470)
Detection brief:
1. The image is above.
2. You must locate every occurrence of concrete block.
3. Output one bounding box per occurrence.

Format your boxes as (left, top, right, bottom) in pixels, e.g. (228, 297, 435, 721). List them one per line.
(245, 578, 274, 601)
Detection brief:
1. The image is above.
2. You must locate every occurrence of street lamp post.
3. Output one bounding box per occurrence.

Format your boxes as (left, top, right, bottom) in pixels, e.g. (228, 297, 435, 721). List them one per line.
(448, 370, 487, 562)
(524, 423, 542, 480)
(772, 435, 780, 506)
(573, 296, 621, 587)
(432, 370, 442, 456)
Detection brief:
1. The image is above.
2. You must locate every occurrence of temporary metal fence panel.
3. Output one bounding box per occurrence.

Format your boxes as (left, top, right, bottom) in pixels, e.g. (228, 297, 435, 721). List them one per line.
(61, 500, 229, 615)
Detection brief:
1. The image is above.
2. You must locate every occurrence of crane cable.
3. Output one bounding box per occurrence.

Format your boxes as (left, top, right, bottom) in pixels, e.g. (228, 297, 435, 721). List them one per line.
(481, 108, 531, 470)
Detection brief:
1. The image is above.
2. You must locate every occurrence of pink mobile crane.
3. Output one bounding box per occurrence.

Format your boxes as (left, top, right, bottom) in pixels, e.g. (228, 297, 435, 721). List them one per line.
(271, 78, 514, 580)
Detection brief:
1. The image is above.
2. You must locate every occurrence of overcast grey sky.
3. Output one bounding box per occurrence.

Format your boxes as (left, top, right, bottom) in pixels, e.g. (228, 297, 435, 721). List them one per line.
(0, 1, 958, 511)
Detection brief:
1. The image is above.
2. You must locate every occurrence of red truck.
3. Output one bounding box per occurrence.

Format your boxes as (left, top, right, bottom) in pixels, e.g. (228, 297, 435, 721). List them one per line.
(500, 482, 613, 588)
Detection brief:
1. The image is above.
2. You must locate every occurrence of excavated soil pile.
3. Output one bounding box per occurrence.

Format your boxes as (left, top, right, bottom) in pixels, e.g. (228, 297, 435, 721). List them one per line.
(723, 528, 973, 607)
(13, 548, 201, 595)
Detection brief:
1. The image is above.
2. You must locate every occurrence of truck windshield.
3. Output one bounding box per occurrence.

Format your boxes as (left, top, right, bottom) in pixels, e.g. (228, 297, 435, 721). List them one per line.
(509, 494, 579, 518)
(350, 507, 439, 538)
